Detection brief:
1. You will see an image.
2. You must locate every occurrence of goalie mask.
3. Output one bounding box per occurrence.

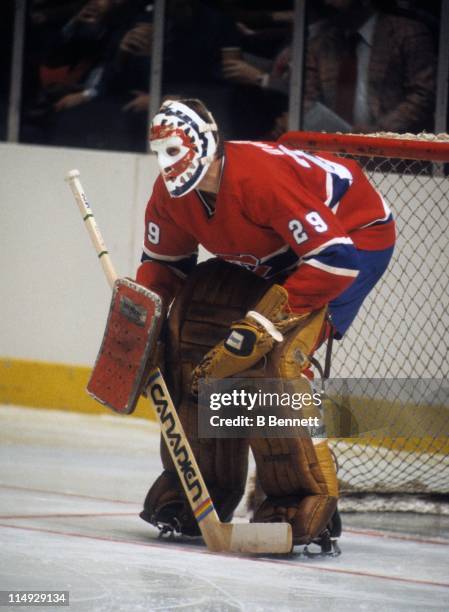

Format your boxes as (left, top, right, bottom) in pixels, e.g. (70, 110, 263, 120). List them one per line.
(150, 100, 218, 198)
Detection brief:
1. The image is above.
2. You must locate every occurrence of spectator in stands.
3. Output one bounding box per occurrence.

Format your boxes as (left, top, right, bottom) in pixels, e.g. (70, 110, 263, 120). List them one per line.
(117, 22, 153, 113)
(220, 1, 332, 139)
(45, 0, 141, 113)
(219, 8, 292, 139)
(92, 18, 154, 149)
(22, 0, 152, 150)
(101, 19, 153, 111)
(97, 0, 240, 144)
(221, 40, 291, 96)
(24, 1, 113, 124)
(303, 0, 436, 133)
(72, 0, 240, 142)
(220, 1, 326, 94)
(162, 0, 239, 136)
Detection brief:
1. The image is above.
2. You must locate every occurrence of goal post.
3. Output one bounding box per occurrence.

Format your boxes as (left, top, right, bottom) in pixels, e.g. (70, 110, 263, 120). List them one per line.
(279, 131, 449, 506)
(279, 131, 449, 162)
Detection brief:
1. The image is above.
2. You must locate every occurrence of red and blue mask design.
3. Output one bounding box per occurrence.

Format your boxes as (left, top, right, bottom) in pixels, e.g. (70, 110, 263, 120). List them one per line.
(150, 100, 218, 198)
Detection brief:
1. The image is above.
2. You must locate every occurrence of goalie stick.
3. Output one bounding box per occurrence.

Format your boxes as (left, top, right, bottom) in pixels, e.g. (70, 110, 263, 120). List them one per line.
(65, 169, 293, 555)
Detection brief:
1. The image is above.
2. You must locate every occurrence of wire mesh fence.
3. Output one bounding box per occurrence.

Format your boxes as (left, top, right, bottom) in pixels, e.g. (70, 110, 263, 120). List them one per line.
(301, 137, 449, 497)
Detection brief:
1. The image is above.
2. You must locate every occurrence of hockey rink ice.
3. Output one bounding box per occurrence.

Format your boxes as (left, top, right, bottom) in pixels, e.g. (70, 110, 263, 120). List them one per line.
(1, 405, 448, 612)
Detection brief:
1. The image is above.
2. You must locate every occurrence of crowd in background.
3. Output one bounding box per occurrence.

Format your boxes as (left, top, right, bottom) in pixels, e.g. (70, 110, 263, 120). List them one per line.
(0, 0, 442, 152)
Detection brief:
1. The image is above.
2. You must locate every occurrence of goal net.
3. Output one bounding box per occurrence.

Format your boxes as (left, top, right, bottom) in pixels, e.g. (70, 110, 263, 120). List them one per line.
(280, 132, 449, 511)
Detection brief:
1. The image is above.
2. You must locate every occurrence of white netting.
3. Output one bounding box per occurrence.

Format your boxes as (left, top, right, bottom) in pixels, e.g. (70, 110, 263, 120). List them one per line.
(281, 132, 449, 498)
(348, 131, 449, 143)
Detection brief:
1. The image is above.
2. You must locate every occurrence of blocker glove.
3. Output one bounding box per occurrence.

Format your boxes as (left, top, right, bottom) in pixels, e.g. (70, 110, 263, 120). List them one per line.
(191, 284, 305, 394)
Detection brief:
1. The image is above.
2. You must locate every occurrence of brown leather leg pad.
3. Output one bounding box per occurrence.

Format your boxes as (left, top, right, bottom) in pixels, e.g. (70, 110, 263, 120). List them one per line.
(250, 436, 338, 543)
(253, 493, 338, 544)
(292, 494, 338, 544)
(250, 436, 329, 497)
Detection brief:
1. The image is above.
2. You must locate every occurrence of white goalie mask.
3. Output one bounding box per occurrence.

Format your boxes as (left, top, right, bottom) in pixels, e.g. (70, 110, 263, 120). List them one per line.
(150, 100, 218, 198)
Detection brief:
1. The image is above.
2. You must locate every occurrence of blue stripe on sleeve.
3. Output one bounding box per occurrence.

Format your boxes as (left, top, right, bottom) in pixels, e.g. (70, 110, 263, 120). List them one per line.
(303, 242, 360, 272)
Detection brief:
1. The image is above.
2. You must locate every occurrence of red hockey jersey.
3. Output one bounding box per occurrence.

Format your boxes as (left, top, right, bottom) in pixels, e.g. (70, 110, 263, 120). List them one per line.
(137, 141, 395, 312)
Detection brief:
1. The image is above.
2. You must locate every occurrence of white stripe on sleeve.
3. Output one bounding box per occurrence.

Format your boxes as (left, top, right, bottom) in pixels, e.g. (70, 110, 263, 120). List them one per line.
(304, 258, 359, 277)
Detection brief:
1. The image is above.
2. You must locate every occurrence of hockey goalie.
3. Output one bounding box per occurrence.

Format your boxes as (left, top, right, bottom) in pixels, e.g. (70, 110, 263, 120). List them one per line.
(101, 97, 396, 552)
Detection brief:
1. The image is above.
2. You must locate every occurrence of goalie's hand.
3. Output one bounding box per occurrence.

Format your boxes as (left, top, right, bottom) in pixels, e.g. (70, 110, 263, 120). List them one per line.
(191, 284, 305, 394)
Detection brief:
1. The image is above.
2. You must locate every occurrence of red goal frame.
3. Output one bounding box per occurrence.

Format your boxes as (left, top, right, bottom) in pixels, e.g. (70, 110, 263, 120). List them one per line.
(279, 131, 449, 162)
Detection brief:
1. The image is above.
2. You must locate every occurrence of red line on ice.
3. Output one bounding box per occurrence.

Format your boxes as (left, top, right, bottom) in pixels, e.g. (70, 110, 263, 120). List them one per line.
(0, 522, 448, 590)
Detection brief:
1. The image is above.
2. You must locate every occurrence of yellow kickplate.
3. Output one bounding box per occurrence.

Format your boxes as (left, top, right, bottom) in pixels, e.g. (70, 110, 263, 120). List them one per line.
(0, 358, 154, 420)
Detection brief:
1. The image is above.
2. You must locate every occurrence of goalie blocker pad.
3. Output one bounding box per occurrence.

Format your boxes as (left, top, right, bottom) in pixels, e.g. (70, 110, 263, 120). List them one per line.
(87, 278, 163, 414)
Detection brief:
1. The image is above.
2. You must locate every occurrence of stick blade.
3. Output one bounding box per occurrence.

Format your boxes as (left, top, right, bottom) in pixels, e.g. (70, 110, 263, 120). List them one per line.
(228, 522, 293, 554)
